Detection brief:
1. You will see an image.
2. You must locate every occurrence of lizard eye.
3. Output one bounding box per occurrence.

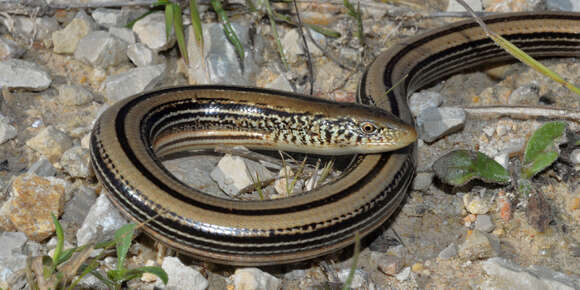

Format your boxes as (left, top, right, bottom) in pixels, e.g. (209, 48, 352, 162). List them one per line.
(360, 122, 377, 134)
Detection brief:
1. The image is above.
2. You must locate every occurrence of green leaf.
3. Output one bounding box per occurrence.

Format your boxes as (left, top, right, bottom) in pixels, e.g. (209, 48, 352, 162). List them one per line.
(522, 122, 566, 178)
(114, 224, 137, 271)
(189, 0, 204, 49)
(55, 248, 75, 266)
(126, 266, 169, 285)
(433, 150, 510, 186)
(305, 23, 341, 38)
(107, 269, 127, 284)
(42, 255, 54, 277)
(51, 213, 64, 266)
(523, 151, 559, 179)
(210, 0, 245, 60)
(172, 4, 189, 62)
(70, 261, 100, 290)
(94, 239, 115, 249)
(127, 10, 155, 29)
(90, 269, 115, 288)
(164, 3, 174, 42)
(343, 0, 364, 44)
(524, 122, 566, 163)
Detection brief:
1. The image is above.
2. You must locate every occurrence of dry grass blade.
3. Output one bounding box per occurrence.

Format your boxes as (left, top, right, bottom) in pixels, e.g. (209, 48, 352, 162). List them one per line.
(454, 0, 580, 96)
(264, 0, 288, 70)
(189, 0, 204, 52)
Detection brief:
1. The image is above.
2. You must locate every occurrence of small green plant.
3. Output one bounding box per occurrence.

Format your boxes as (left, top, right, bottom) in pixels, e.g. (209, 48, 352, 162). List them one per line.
(30, 216, 167, 289)
(343, 0, 364, 46)
(90, 224, 168, 290)
(148, 0, 341, 70)
(153, 0, 191, 63)
(433, 121, 573, 231)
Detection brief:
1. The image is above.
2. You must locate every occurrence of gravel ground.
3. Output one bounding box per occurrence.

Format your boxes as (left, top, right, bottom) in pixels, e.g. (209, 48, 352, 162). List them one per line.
(0, 0, 579, 289)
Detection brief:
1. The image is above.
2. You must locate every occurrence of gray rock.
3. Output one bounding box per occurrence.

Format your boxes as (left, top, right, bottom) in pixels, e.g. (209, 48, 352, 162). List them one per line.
(475, 214, 495, 233)
(395, 267, 411, 281)
(163, 155, 224, 198)
(411, 172, 433, 191)
(127, 43, 164, 67)
(0, 114, 16, 144)
(264, 74, 293, 92)
(74, 31, 128, 68)
(482, 257, 580, 290)
(25, 126, 73, 163)
(159, 256, 208, 290)
(2, 16, 59, 40)
(186, 23, 264, 85)
(283, 269, 307, 280)
(52, 18, 93, 54)
(570, 149, 580, 169)
(408, 91, 443, 116)
(546, 0, 580, 12)
(62, 186, 97, 229)
(280, 28, 323, 64)
(0, 37, 25, 60)
(76, 193, 128, 246)
(24, 240, 45, 257)
(57, 84, 94, 106)
(92, 8, 131, 28)
(458, 230, 500, 261)
(210, 155, 275, 196)
(108, 27, 136, 44)
(463, 193, 492, 215)
(103, 63, 166, 102)
(74, 10, 99, 30)
(0, 232, 27, 257)
(372, 253, 403, 275)
(416, 107, 466, 143)
(60, 146, 92, 178)
(438, 243, 458, 259)
(132, 12, 175, 52)
(508, 84, 540, 105)
(447, 0, 482, 11)
(27, 158, 57, 177)
(0, 232, 28, 286)
(337, 268, 368, 289)
(231, 268, 281, 290)
(75, 274, 109, 290)
(0, 59, 52, 90)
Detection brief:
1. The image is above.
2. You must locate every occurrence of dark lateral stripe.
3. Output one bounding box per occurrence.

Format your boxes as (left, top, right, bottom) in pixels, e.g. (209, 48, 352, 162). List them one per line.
(155, 134, 265, 153)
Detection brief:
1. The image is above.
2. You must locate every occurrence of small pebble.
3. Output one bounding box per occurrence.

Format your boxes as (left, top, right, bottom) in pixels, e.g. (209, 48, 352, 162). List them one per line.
(458, 230, 500, 261)
(231, 267, 281, 290)
(395, 267, 411, 281)
(411, 172, 433, 191)
(438, 243, 458, 259)
(475, 214, 495, 233)
(408, 91, 443, 116)
(463, 193, 492, 215)
(416, 107, 466, 143)
(411, 263, 424, 272)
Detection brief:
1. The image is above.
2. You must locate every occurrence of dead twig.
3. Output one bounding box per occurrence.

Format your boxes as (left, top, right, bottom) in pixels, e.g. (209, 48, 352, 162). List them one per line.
(463, 105, 580, 123)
